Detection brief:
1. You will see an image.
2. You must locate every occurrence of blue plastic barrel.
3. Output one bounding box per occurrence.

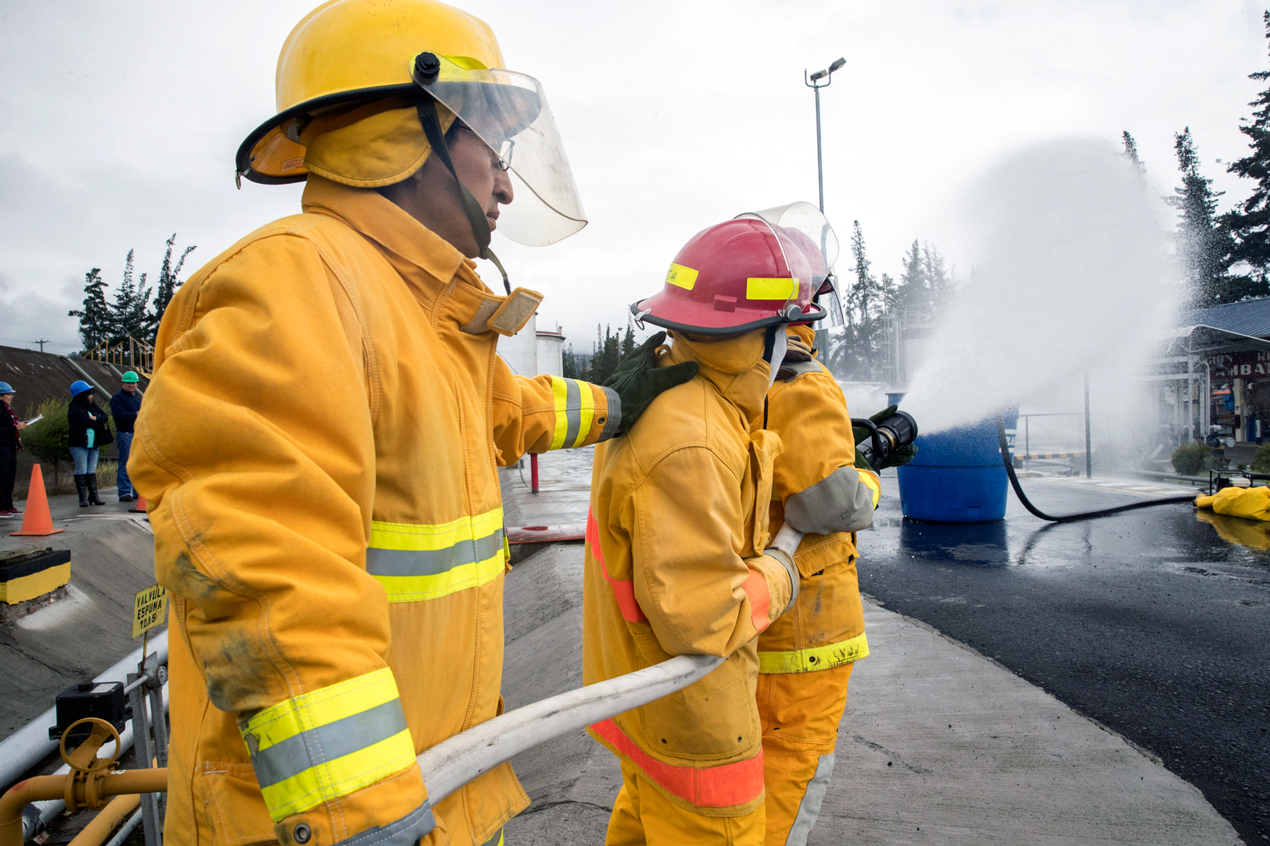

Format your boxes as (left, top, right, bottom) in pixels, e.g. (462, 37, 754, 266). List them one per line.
(895, 407, 1019, 523)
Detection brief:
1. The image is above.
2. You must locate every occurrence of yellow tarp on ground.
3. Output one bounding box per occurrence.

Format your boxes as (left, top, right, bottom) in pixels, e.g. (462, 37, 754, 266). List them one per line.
(1194, 485, 1270, 522)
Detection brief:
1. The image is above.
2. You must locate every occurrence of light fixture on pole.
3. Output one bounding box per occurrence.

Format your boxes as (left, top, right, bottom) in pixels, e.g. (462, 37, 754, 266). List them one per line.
(805, 56, 845, 213)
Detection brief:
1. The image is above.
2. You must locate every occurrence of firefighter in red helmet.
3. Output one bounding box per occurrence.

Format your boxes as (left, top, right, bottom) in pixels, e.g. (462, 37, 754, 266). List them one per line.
(582, 213, 836, 844)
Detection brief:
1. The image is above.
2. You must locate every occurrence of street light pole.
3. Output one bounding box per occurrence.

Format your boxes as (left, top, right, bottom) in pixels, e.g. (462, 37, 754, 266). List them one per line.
(805, 57, 845, 213)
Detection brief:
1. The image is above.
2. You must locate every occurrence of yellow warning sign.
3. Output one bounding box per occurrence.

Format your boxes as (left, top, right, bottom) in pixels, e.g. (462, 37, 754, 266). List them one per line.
(132, 584, 168, 639)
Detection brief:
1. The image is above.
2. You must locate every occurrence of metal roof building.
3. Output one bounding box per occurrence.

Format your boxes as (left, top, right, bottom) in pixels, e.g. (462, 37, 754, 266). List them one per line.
(1181, 297, 1270, 340)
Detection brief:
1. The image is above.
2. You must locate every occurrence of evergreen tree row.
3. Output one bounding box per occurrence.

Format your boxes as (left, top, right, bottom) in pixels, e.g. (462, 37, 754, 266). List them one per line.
(69, 234, 196, 355)
(1159, 12, 1270, 308)
(562, 320, 637, 383)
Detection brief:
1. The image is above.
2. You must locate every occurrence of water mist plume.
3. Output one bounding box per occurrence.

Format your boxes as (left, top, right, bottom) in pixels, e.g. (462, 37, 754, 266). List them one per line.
(901, 138, 1179, 435)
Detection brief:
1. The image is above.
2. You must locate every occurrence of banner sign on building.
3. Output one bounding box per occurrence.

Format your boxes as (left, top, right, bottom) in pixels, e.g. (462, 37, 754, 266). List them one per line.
(1208, 351, 1270, 378)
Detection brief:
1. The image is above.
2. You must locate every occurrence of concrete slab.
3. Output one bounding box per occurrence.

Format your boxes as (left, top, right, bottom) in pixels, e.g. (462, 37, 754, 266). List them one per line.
(509, 447, 593, 528)
(0, 491, 159, 738)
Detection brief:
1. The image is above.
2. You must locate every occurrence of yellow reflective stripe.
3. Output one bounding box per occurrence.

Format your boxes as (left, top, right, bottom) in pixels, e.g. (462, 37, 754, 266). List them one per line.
(759, 632, 870, 674)
(550, 376, 570, 450)
(241, 669, 415, 820)
(372, 549, 505, 603)
(571, 381, 596, 448)
(368, 508, 506, 602)
(369, 508, 503, 552)
(246, 669, 399, 754)
(747, 277, 798, 300)
(259, 729, 415, 821)
(666, 263, 698, 290)
(860, 470, 882, 509)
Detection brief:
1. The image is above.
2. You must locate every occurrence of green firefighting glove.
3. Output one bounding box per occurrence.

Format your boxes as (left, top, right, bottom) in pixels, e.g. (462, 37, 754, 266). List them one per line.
(852, 404, 918, 471)
(603, 331, 698, 434)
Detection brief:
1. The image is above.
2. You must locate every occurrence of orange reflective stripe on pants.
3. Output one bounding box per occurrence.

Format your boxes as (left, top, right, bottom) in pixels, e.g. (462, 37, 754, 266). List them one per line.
(591, 719, 765, 808)
(758, 662, 854, 845)
(605, 761, 765, 846)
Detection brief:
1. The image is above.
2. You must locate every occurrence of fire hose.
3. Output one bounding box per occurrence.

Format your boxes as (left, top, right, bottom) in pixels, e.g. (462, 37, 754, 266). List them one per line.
(995, 416, 1196, 521)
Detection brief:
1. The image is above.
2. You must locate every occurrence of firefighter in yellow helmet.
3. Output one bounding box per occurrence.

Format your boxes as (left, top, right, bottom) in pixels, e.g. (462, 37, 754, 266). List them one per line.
(582, 214, 832, 845)
(129, 2, 693, 845)
(741, 204, 910, 845)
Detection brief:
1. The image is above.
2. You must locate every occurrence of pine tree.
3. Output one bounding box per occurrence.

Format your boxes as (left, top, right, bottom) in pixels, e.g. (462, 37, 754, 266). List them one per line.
(921, 243, 954, 313)
(621, 318, 636, 359)
(68, 269, 113, 354)
(562, 343, 580, 379)
(896, 240, 928, 317)
(1219, 13, 1270, 298)
(1172, 127, 1239, 306)
(111, 249, 153, 347)
(147, 233, 196, 343)
(1122, 130, 1145, 175)
(834, 220, 889, 380)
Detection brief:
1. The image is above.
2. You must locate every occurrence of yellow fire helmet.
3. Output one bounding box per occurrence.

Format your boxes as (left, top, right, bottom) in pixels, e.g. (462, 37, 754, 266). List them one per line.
(236, 0, 587, 249)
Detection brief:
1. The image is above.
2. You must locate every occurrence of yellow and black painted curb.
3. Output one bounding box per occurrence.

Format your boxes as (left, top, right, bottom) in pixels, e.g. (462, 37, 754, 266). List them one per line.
(1, 547, 72, 615)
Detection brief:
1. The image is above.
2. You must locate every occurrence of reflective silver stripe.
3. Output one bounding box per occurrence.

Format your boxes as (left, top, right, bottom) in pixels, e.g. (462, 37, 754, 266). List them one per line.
(335, 803, 435, 846)
(784, 752, 836, 846)
(764, 548, 799, 610)
(563, 378, 582, 447)
(251, 699, 409, 789)
(784, 466, 875, 535)
(366, 530, 504, 577)
(599, 386, 621, 440)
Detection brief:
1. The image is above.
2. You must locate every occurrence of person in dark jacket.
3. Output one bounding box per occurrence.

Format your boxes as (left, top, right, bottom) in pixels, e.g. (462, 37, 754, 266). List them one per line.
(109, 372, 142, 502)
(67, 381, 110, 507)
(0, 382, 28, 517)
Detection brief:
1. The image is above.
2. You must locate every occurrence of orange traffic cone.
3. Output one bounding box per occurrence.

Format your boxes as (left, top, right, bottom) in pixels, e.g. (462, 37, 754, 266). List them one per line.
(129, 495, 147, 514)
(11, 465, 65, 537)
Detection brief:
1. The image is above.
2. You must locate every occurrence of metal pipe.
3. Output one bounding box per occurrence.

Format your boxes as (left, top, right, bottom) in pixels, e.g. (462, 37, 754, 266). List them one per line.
(103, 808, 142, 846)
(67, 793, 140, 846)
(0, 631, 169, 791)
(23, 685, 169, 841)
(1, 769, 166, 846)
(1084, 371, 1093, 478)
(418, 653, 724, 807)
(814, 84, 824, 212)
(530, 453, 539, 494)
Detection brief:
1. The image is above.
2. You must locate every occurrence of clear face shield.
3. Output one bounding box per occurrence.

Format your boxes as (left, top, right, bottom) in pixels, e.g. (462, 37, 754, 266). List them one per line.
(736, 201, 841, 327)
(413, 55, 587, 246)
(817, 274, 847, 330)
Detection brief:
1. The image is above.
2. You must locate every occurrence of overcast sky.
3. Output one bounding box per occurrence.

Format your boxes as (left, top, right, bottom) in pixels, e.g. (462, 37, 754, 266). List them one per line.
(1, 0, 1267, 355)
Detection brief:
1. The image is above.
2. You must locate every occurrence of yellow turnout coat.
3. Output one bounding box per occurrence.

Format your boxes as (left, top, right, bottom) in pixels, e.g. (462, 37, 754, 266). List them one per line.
(582, 331, 795, 817)
(131, 175, 617, 846)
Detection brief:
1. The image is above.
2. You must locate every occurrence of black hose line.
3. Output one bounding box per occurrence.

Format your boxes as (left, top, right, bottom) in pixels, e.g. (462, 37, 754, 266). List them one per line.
(996, 417, 1196, 522)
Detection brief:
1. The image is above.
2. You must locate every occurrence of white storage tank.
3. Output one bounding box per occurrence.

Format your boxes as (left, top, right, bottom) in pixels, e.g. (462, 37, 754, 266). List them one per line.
(536, 327, 565, 378)
(497, 312, 538, 376)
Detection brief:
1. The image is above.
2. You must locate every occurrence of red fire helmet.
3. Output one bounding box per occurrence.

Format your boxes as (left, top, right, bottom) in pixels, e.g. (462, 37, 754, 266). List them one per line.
(631, 217, 827, 335)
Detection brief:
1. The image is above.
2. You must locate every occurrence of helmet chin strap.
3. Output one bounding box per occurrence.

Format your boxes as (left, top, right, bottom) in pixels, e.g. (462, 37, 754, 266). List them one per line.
(763, 325, 788, 390)
(416, 97, 511, 294)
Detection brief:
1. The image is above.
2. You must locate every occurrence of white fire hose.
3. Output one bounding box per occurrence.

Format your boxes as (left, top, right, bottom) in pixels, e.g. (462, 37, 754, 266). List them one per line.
(418, 525, 804, 807)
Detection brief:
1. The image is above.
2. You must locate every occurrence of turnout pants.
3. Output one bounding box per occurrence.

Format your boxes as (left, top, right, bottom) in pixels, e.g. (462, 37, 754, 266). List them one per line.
(605, 762, 765, 846)
(756, 662, 854, 846)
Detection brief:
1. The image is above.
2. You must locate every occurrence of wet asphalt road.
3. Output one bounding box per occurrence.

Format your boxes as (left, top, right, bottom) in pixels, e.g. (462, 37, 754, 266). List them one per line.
(858, 476, 1270, 844)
